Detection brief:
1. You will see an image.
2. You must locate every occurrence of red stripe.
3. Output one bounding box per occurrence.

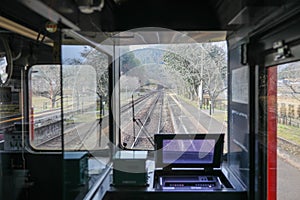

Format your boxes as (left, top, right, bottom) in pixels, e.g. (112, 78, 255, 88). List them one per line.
(30, 107, 34, 141)
(267, 67, 277, 200)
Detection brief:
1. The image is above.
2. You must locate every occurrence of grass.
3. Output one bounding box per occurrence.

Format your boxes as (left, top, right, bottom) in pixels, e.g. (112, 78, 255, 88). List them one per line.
(32, 95, 79, 113)
(277, 124, 300, 145)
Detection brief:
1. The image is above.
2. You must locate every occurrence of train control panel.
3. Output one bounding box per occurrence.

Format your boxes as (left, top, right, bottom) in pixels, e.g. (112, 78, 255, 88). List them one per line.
(103, 134, 247, 200)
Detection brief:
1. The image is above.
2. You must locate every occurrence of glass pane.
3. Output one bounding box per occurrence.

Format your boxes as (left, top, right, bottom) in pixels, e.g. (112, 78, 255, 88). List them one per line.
(29, 65, 62, 149)
(62, 45, 110, 151)
(29, 46, 110, 151)
(119, 41, 228, 150)
(277, 61, 300, 200)
(228, 65, 250, 187)
(61, 45, 110, 200)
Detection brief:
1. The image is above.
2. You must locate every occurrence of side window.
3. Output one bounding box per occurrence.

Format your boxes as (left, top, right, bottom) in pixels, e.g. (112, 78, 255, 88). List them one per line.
(29, 45, 110, 151)
(275, 62, 300, 200)
(29, 65, 62, 149)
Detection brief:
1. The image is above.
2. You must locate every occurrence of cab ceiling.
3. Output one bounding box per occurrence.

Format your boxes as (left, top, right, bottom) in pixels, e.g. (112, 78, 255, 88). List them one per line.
(0, 0, 289, 45)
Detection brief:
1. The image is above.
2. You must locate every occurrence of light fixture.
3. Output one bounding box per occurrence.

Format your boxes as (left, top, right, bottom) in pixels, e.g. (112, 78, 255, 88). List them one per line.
(0, 16, 53, 46)
(273, 40, 292, 61)
(77, 0, 105, 14)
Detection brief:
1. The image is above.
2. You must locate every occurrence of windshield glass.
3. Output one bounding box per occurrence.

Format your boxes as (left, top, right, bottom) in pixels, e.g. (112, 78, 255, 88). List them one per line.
(118, 42, 228, 150)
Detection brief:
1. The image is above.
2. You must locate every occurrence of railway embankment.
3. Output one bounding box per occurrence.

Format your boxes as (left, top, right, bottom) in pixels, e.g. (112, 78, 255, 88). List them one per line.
(278, 137, 300, 170)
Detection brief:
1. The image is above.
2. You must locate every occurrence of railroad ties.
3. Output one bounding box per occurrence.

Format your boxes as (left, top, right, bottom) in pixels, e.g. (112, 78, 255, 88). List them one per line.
(121, 90, 226, 150)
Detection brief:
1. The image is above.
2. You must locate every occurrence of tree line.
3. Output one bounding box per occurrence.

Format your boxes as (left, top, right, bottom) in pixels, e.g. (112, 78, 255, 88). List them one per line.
(31, 42, 228, 112)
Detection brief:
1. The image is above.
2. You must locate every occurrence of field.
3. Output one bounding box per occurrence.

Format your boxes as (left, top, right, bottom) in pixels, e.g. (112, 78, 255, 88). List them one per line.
(278, 124, 300, 145)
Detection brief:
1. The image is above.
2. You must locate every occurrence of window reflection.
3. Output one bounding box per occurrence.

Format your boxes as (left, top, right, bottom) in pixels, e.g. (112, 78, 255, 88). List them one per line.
(0, 56, 8, 84)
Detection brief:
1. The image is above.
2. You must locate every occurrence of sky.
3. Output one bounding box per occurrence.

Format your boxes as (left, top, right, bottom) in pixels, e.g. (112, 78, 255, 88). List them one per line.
(61, 45, 88, 61)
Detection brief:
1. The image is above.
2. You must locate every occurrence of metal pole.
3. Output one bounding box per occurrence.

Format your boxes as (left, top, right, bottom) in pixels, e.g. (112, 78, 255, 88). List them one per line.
(132, 94, 136, 141)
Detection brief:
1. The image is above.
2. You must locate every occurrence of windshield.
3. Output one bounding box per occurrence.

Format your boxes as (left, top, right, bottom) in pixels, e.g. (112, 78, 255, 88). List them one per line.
(118, 42, 228, 150)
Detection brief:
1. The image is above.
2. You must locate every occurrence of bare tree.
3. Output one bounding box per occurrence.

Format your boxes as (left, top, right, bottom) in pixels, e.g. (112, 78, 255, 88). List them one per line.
(163, 42, 227, 109)
(32, 65, 61, 108)
(278, 62, 300, 102)
(80, 47, 109, 101)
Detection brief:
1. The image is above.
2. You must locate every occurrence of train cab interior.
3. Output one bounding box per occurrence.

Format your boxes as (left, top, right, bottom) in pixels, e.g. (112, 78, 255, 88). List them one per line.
(1, 0, 300, 200)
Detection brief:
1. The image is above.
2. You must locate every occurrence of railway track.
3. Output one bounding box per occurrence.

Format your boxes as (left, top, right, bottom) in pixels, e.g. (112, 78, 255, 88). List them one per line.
(35, 91, 161, 149)
(34, 114, 109, 150)
(278, 136, 300, 156)
(121, 91, 215, 150)
(130, 91, 164, 149)
(120, 91, 158, 113)
(277, 136, 300, 169)
(121, 91, 166, 149)
(6, 91, 300, 157)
